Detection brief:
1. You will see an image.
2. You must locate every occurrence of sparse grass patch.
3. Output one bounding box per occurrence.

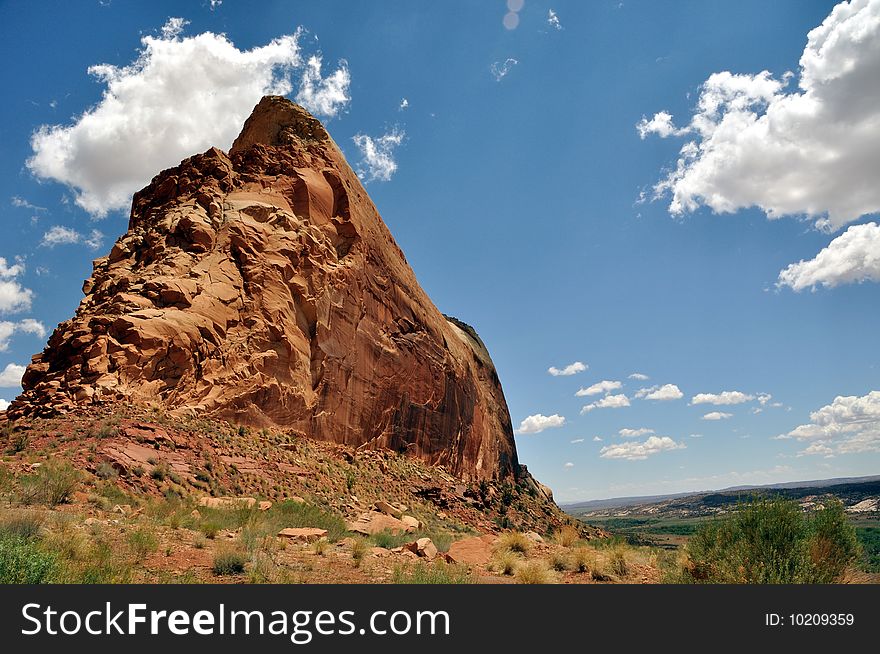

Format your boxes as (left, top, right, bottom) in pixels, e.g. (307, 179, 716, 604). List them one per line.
(554, 525, 580, 548)
(392, 560, 475, 584)
(515, 560, 555, 584)
(350, 537, 369, 567)
(0, 511, 44, 540)
(496, 531, 530, 554)
(492, 550, 520, 576)
(572, 546, 596, 574)
(127, 528, 159, 561)
(609, 543, 629, 578)
(313, 539, 329, 556)
(550, 550, 573, 572)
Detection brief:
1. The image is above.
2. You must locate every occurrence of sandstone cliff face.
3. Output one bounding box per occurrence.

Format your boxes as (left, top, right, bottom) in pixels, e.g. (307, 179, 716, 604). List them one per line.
(9, 97, 519, 481)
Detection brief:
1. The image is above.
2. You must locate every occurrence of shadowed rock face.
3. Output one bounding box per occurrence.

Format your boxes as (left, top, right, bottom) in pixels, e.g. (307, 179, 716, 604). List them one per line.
(9, 96, 520, 481)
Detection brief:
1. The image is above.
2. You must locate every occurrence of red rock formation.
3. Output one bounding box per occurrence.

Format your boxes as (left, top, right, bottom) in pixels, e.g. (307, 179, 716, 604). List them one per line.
(9, 96, 519, 481)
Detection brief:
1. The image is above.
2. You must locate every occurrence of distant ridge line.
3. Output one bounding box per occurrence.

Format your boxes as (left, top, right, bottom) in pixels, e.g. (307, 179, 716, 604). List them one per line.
(561, 474, 880, 512)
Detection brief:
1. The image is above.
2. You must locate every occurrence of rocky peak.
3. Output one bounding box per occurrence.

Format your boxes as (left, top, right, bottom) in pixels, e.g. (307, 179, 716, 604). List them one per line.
(8, 97, 522, 483)
(230, 95, 331, 153)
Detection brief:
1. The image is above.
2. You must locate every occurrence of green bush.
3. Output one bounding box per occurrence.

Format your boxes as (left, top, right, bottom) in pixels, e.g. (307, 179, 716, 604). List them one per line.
(678, 497, 860, 584)
(213, 550, 247, 576)
(17, 461, 82, 506)
(0, 534, 59, 584)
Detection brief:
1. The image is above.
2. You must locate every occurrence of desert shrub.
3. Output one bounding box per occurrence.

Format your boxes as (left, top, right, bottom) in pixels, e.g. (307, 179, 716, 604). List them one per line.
(18, 461, 81, 506)
(570, 546, 594, 573)
(679, 497, 860, 584)
(609, 543, 629, 577)
(213, 549, 247, 575)
(554, 525, 580, 548)
(497, 531, 530, 554)
(350, 537, 369, 567)
(392, 561, 475, 584)
(313, 539, 329, 556)
(515, 560, 555, 584)
(492, 550, 520, 576)
(95, 462, 118, 480)
(4, 425, 29, 454)
(127, 528, 159, 561)
(0, 534, 59, 584)
(550, 550, 573, 572)
(150, 462, 169, 481)
(200, 521, 221, 539)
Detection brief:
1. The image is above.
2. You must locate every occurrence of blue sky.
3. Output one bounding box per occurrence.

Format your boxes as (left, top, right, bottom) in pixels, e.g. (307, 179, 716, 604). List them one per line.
(2, 1, 879, 501)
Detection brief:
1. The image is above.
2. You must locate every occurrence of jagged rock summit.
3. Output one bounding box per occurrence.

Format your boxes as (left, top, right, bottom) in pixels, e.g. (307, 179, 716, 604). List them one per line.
(9, 96, 520, 481)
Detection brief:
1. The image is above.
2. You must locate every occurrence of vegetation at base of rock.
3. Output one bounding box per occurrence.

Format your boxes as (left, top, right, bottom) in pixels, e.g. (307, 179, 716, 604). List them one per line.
(670, 497, 861, 584)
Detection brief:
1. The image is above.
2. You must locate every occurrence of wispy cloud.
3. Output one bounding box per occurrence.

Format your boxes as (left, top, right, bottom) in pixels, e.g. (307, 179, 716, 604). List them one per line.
(490, 58, 518, 81)
(352, 129, 405, 182)
(40, 226, 104, 250)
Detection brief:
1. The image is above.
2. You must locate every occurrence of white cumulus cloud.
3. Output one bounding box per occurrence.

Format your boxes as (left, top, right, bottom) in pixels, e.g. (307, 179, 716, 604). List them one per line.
(352, 129, 405, 183)
(777, 222, 880, 291)
(27, 19, 349, 217)
(702, 411, 733, 420)
(0, 363, 26, 388)
(570, 438, 585, 444)
(548, 361, 587, 376)
(600, 436, 686, 460)
(0, 399, 9, 411)
(691, 391, 755, 405)
(563, 462, 574, 469)
(0, 257, 32, 314)
(0, 319, 46, 351)
(619, 427, 655, 438)
(547, 9, 562, 30)
(636, 384, 684, 401)
(581, 394, 630, 414)
(782, 390, 880, 454)
(517, 413, 566, 434)
(643, 0, 880, 232)
(636, 110, 688, 139)
(628, 372, 650, 381)
(575, 380, 622, 396)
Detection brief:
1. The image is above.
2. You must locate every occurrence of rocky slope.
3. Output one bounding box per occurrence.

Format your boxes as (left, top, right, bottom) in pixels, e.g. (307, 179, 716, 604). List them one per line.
(8, 97, 519, 482)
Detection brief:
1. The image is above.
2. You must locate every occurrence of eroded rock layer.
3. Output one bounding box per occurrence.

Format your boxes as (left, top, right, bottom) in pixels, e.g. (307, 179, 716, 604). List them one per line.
(8, 97, 519, 481)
